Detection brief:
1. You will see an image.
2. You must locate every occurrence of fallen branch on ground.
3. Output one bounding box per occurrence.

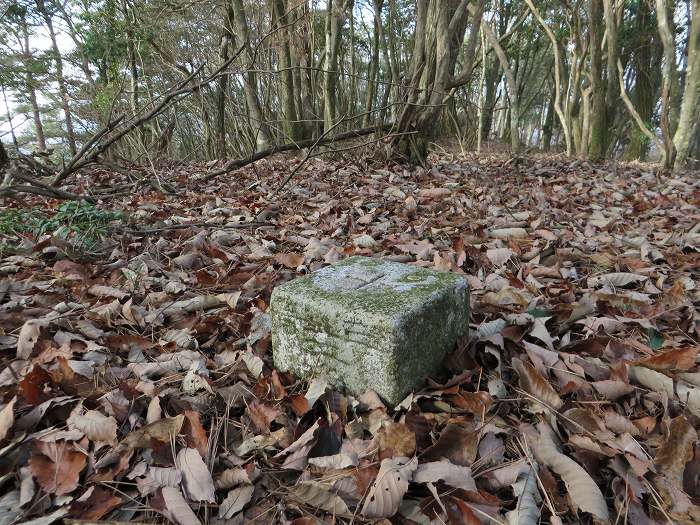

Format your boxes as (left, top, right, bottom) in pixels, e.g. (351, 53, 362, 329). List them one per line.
(0, 183, 88, 201)
(114, 221, 271, 236)
(203, 123, 394, 182)
(1, 157, 92, 202)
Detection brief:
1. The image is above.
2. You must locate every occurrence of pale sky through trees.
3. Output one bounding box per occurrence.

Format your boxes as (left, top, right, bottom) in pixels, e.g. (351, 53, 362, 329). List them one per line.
(1, 20, 74, 135)
(0, 0, 698, 168)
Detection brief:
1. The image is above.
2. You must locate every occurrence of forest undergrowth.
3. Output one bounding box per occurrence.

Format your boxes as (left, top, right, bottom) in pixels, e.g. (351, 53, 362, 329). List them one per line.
(0, 150, 699, 525)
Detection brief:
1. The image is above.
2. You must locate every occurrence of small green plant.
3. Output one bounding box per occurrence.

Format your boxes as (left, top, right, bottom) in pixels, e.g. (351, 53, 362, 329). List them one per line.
(0, 201, 123, 253)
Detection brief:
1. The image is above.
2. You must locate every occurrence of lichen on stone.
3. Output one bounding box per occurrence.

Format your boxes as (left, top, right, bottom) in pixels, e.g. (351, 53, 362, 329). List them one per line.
(270, 256, 469, 405)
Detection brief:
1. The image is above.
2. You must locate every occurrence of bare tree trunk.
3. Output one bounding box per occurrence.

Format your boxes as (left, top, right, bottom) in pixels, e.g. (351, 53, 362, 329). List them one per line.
(363, 0, 382, 126)
(391, 0, 482, 162)
(36, 0, 77, 155)
(421, 1, 480, 130)
(294, 17, 309, 115)
(120, 0, 138, 115)
(617, 60, 666, 161)
(524, 0, 571, 155)
(1, 84, 19, 150)
(323, 0, 350, 132)
(20, 17, 47, 153)
(588, 0, 606, 159)
(655, 0, 679, 167)
(481, 14, 519, 153)
(215, 4, 233, 159)
(673, 0, 700, 168)
(625, 0, 657, 160)
(376, 0, 396, 123)
(564, 20, 587, 157)
(271, 0, 302, 140)
(290, 2, 316, 138)
(348, 5, 357, 116)
(579, 85, 592, 157)
(542, 88, 555, 151)
(477, 27, 486, 152)
(480, 59, 499, 142)
(232, 0, 271, 149)
(602, 0, 619, 130)
(386, 0, 401, 121)
(56, 2, 95, 90)
(120, 0, 141, 155)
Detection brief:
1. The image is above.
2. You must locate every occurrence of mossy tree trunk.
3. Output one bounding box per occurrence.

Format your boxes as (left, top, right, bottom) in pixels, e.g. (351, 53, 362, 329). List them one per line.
(673, 0, 700, 169)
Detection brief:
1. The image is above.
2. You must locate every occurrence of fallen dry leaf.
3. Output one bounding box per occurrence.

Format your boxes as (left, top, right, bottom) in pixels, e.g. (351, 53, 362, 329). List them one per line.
(652, 417, 700, 520)
(274, 252, 305, 268)
(361, 456, 417, 518)
(70, 486, 123, 520)
(17, 320, 44, 359)
(422, 424, 479, 466)
(513, 358, 563, 411)
(505, 463, 541, 525)
(247, 400, 282, 434)
(177, 447, 216, 503)
(289, 481, 351, 517)
(0, 396, 16, 441)
(532, 423, 609, 522)
(587, 272, 649, 288)
(490, 227, 528, 239)
(412, 459, 476, 491)
(216, 468, 252, 489)
(219, 484, 254, 519)
(123, 414, 185, 448)
(88, 284, 129, 299)
(158, 486, 202, 525)
(655, 415, 697, 484)
(29, 440, 87, 495)
(486, 247, 514, 266)
(377, 422, 416, 458)
(67, 407, 118, 443)
(591, 380, 634, 400)
(635, 346, 699, 371)
(182, 410, 208, 458)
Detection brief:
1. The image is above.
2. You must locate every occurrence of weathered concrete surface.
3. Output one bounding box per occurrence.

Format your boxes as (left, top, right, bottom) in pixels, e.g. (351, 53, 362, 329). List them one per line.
(270, 256, 469, 404)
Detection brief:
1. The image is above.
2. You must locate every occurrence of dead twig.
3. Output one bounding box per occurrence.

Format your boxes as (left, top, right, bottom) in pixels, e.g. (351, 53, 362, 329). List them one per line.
(114, 221, 271, 236)
(52, 46, 246, 187)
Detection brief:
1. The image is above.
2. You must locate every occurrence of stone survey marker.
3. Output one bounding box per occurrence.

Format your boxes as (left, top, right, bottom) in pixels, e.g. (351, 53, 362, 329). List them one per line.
(270, 256, 469, 404)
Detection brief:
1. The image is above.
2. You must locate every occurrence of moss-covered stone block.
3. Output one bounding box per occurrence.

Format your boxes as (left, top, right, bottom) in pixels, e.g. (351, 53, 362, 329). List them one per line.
(270, 256, 469, 405)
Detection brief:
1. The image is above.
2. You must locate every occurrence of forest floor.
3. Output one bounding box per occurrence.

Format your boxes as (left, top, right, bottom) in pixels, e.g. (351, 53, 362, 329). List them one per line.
(0, 149, 699, 525)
